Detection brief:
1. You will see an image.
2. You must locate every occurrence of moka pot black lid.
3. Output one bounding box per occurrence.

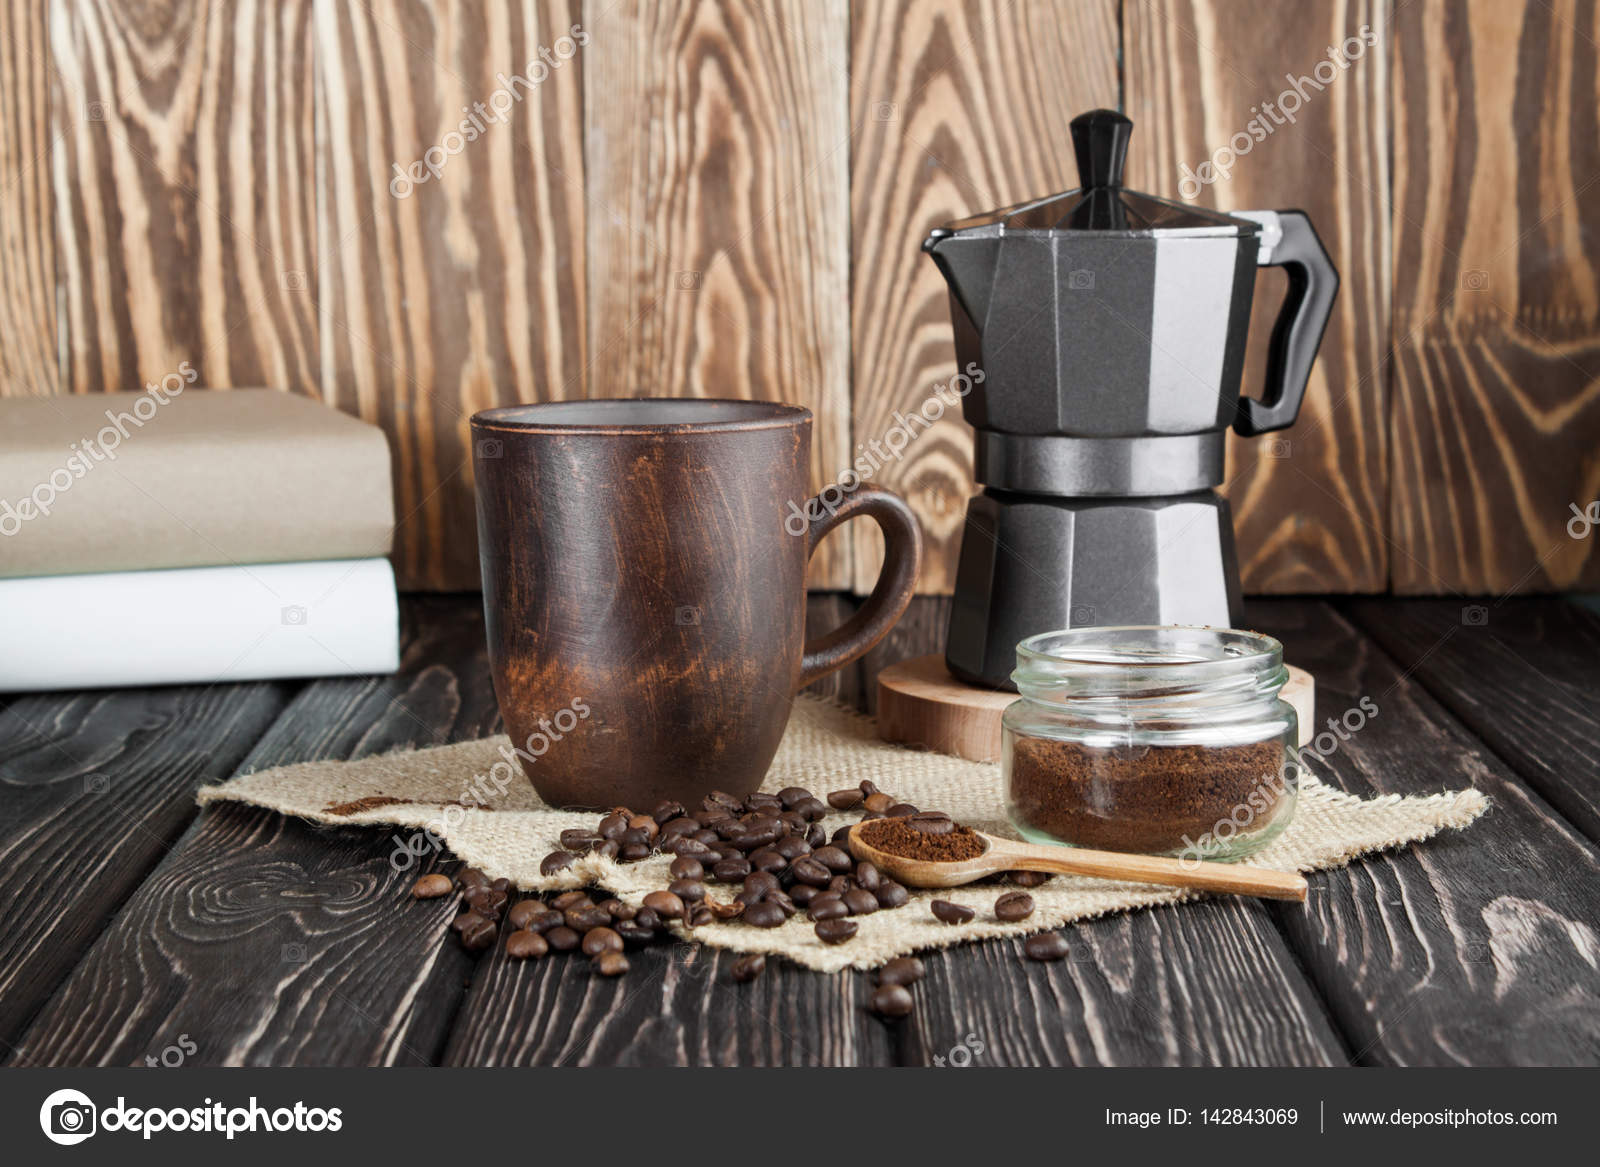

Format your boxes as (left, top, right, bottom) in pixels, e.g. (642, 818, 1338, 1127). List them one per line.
(925, 109, 1258, 240)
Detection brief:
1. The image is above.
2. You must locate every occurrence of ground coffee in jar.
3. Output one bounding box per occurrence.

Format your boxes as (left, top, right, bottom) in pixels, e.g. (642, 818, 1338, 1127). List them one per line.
(1002, 627, 1299, 860)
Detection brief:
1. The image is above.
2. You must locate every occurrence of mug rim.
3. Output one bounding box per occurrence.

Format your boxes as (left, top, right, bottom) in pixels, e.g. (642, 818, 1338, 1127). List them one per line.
(472, 398, 812, 434)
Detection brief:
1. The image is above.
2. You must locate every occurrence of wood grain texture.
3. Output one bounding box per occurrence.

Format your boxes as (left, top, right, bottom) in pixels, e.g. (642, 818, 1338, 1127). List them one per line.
(1252, 598, 1600, 1065)
(444, 933, 894, 1066)
(1124, 0, 1391, 593)
(317, 0, 587, 590)
(12, 597, 501, 1066)
(849, 0, 1120, 594)
(0, 680, 289, 1059)
(583, 0, 852, 588)
(1389, 0, 1600, 594)
(904, 901, 1346, 1066)
(1346, 596, 1600, 846)
(50, 0, 319, 396)
(0, 0, 58, 395)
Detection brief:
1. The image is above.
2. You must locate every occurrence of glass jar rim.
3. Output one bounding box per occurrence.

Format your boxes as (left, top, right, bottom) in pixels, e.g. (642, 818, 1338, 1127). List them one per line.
(1013, 625, 1284, 700)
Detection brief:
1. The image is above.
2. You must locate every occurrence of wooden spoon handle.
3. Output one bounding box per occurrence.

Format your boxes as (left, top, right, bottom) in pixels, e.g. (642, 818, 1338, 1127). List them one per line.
(1011, 843, 1307, 902)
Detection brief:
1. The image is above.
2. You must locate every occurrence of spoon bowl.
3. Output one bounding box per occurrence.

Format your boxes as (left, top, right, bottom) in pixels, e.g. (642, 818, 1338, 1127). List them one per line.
(847, 824, 1307, 902)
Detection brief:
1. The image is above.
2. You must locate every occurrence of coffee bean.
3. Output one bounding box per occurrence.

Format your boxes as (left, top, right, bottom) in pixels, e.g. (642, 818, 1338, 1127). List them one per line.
(743, 871, 780, 898)
(507, 900, 545, 931)
(668, 878, 706, 904)
(704, 790, 743, 814)
(1024, 932, 1071, 962)
(842, 888, 879, 916)
(886, 803, 919, 818)
(709, 899, 745, 921)
(450, 909, 487, 934)
(505, 929, 549, 959)
(688, 904, 713, 926)
(767, 891, 797, 917)
(870, 984, 914, 1018)
(593, 951, 630, 977)
(652, 800, 687, 824)
(594, 840, 621, 860)
(460, 867, 489, 888)
(877, 956, 926, 987)
(930, 900, 975, 925)
(642, 890, 684, 918)
(619, 842, 652, 862)
(773, 835, 811, 860)
(551, 890, 591, 910)
(581, 927, 624, 957)
(790, 857, 832, 887)
(795, 798, 830, 823)
(565, 906, 611, 931)
(459, 914, 497, 951)
(615, 920, 654, 944)
(862, 792, 894, 814)
(995, 892, 1035, 922)
(599, 899, 636, 921)
(815, 918, 858, 944)
(827, 875, 852, 894)
(464, 885, 507, 915)
(491, 877, 510, 894)
(813, 846, 853, 873)
(906, 812, 955, 835)
(669, 856, 705, 881)
(731, 954, 766, 982)
(806, 823, 828, 849)
(809, 899, 847, 924)
(789, 884, 819, 906)
(743, 901, 787, 928)
(620, 827, 652, 848)
(1007, 870, 1052, 888)
(545, 925, 581, 952)
(634, 907, 661, 930)
(560, 828, 600, 852)
(853, 861, 881, 892)
(859, 779, 879, 796)
(829, 826, 854, 848)
(411, 873, 454, 899)
(627, 814, 660, 841)
(713, 858, 752, 882)
(778, 786, 813, 808)
(874, 880, 909, 909)
(749, 848, 787, 874)
(598, 811, 629, 839)
(540, 851, 576, 876)
(827, 789, 864, 810)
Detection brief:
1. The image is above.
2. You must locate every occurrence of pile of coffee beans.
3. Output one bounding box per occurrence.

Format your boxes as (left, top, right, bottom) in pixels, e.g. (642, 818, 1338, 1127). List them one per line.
(410, 779, 1059, 1015)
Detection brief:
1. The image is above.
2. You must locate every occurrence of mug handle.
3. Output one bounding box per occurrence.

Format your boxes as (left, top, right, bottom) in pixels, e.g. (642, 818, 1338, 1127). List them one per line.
(798, 488, 924, 688)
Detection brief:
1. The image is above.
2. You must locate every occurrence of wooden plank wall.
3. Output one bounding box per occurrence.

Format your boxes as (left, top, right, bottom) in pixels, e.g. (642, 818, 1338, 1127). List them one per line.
(1, 0, 1595, 595)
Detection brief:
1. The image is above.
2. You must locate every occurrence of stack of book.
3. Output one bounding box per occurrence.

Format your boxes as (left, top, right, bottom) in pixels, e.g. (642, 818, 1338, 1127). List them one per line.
(0, 388, 400, 692)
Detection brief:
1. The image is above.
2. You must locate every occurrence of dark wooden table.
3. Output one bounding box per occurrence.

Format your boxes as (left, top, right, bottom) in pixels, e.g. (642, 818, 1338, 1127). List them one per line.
(2, 595, 1597, 1067)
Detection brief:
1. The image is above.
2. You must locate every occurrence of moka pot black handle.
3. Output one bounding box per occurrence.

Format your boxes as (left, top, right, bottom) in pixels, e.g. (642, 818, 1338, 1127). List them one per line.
(1233, 209, 1339, 437)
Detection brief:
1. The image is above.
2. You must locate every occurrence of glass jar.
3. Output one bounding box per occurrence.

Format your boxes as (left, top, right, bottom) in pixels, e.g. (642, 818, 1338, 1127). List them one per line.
(1002, 626, 1299, 861)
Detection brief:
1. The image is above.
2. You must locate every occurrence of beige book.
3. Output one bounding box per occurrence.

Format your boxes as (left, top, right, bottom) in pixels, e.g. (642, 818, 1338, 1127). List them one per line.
(0, 388, 394, 578)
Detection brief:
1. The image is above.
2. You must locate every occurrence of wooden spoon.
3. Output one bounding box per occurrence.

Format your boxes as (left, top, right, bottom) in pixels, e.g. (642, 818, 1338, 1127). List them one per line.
(847, 824, 1306, 903)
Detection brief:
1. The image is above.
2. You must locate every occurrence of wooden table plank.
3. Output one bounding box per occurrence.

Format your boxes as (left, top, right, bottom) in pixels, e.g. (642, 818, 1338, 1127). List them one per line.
(444, 934, 893, 1066)
(1253, 599, 1600, 1066)
(0, 680, 290, 1060)
(902, 901, 1347, 1067)
(11, 597, 500, 1067)
(1344, 597, 1600, 847)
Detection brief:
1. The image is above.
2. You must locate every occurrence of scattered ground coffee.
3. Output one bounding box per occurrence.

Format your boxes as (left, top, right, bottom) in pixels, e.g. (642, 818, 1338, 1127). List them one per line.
(857, 817, 986, 863)
(1008, 737, 1290, 856)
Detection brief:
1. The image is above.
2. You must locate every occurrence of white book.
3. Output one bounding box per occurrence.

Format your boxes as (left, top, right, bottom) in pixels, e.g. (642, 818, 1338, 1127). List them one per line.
(0, 558, 400, 693)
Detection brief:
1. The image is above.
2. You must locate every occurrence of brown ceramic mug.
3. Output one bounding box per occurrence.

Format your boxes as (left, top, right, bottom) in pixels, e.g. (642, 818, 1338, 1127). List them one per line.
(472, 399, 923, 809)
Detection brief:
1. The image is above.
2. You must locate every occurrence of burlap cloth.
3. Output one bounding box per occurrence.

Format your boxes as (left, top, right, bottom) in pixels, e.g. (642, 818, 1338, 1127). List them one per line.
(197, 696, 1487, 972)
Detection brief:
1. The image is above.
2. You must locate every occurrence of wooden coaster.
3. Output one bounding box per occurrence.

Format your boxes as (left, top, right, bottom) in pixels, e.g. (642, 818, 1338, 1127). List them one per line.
(877, 654, 1316, 762)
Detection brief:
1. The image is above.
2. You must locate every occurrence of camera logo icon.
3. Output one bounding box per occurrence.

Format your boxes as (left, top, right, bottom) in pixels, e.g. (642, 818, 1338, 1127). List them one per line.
(1067, 269, 1095, 290)
(1070, 603, 1097, 625)
(1461, 604, 1489, 627)
(281, 604, 308, 626)
(40, 1088, 97, 1145)
(674, 605, 701, 626)
(476, 437, 504, 460)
